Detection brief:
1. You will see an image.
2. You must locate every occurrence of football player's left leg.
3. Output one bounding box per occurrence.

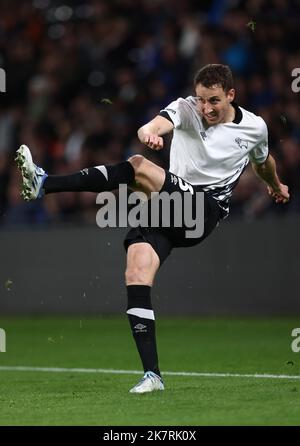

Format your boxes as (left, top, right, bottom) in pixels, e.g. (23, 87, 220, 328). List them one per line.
(125, 243, 163, 392)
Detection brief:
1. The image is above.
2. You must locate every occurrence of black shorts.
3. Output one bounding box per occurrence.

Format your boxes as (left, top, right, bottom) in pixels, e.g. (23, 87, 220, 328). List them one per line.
(124, 171, 221, 265)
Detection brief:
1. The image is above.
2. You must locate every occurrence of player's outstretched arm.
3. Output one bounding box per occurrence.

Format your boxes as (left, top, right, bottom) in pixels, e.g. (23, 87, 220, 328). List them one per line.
(251, 154, 290, 204)
(137, 115, 174, 150)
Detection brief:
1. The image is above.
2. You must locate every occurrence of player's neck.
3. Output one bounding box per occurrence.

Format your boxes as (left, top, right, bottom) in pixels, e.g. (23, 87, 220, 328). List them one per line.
(222, 103, 236, 123)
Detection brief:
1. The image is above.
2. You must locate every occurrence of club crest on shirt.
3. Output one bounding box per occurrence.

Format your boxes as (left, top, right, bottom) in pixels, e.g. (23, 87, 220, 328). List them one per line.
(235, 137, 248, 150)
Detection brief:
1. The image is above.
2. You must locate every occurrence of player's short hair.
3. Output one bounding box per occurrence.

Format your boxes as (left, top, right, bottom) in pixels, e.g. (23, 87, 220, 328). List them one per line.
(194, 64, 234, 92)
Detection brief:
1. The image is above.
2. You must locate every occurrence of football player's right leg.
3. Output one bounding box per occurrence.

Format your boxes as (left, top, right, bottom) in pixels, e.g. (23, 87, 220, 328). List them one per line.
(127, 155, 166, 197)
(16, 146, 165, 200)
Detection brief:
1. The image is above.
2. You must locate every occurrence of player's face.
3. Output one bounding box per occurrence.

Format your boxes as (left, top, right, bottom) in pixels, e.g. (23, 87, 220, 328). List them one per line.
(195, 84, 235, 126)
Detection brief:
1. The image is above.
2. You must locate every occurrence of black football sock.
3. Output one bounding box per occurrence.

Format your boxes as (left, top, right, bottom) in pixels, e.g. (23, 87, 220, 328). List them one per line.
(43, 162, 135, 194)
(126, 285, 161, 377)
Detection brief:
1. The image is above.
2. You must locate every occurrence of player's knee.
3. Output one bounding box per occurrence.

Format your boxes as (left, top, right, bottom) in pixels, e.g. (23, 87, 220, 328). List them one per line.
(125, 260, 151, 284)
(125, 244, 158, 285)
(127, 155, 146, 176)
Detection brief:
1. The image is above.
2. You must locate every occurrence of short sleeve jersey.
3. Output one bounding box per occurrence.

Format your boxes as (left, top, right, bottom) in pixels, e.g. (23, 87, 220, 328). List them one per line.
(160, 96, 269, 217)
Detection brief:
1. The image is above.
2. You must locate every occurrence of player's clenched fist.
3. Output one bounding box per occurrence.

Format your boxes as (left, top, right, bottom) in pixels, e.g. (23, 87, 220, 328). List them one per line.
(142, 134, 164, 150)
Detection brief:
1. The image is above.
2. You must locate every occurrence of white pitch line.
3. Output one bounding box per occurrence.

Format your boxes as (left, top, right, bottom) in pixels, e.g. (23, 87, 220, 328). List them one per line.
(0, 366, 299, 380)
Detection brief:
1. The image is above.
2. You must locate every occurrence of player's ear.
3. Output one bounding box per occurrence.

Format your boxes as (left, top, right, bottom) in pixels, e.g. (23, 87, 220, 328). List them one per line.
(227, 88, 235, 102)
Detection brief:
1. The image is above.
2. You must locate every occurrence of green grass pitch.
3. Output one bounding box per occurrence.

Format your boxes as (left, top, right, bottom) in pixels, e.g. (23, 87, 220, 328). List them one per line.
(0, 317, 300, 425)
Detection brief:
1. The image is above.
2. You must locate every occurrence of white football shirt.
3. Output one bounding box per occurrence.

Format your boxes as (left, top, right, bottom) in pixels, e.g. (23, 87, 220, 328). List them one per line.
(160, 96, 269, 217)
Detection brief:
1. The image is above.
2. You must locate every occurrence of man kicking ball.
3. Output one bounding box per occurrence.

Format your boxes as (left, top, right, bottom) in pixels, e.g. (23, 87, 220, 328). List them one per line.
(15, 64, 289, 393)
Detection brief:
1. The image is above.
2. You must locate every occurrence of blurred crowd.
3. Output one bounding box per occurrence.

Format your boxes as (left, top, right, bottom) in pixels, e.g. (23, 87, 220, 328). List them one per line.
(0, 0, 299, 226)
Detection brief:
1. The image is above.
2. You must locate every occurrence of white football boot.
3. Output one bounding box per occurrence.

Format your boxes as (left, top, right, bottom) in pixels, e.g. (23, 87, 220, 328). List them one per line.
(129, 371, 164, 394)
(15, 145, 48, 201)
